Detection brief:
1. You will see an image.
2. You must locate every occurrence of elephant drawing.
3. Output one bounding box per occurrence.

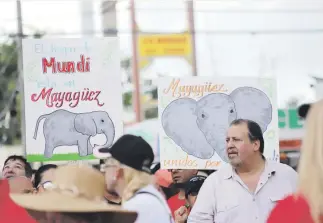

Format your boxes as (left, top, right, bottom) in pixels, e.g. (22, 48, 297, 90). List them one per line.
(230, 87, 272, 133)
(162, 98, 215, 159)
(33, 109, 115, 158)
(161, 87, 273, 162)
(196, 93, 237, 162)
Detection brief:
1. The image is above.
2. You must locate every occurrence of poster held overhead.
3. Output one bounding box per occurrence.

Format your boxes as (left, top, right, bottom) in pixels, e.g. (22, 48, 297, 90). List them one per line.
(158, 77, 278, 170)
(22, 38, 123, 162)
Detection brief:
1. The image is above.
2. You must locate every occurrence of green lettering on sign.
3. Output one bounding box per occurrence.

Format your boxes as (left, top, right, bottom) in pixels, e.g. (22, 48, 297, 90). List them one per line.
(278, 109, 286, 128)
(288, 109, 303, 129)
(278, 109, 303, 129)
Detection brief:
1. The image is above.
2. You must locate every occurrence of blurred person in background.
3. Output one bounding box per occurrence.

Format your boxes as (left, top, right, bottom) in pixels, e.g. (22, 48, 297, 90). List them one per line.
(168, 169, 198, 217)
(33, 164, 57, 193)
(189, 119, 298, 223)
(174, 175, 206, 223)
(267, 100, 323, 223)
(154, 168, 177, 200)
(0, 177, 36, 223)
(96, 134, 174, 223)
(8, 176, 34, 194)
(9, 164, 137, 223)
(100, 160, 122, 205)
(31, 169, 37, 183)
(2, 155, 33, 179)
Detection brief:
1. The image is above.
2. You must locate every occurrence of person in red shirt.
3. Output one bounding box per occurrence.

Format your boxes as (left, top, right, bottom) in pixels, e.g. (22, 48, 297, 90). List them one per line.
(0, 178, 37, 223)
(267, 194, 321, 223)
(267, 100, 323, 223)
(167, 169, 198, 217)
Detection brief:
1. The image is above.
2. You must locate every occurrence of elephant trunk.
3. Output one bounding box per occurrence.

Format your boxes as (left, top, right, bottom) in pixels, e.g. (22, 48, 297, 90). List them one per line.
(101, 124, 115, 149)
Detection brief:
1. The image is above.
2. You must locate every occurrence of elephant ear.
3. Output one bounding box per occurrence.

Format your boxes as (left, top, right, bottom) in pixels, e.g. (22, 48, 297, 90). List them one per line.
(196, 93, 237, 162)
(230, 87, 272, 133)
(74, 113, 97, 136)
(161, 98, 214, 159)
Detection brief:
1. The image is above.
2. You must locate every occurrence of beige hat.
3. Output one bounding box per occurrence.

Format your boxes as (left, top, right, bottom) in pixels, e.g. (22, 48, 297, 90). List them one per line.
(10, 164, 134, 215)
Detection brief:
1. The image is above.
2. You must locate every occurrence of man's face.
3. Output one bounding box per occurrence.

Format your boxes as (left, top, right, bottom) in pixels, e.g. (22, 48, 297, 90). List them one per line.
(226, 123, 257, 167)
(2, 159, 26, 179)
(170, 169, 197, 185)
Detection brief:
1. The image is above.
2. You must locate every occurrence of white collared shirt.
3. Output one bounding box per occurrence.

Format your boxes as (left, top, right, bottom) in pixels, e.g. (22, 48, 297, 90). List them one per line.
(188, 160, 298, 223)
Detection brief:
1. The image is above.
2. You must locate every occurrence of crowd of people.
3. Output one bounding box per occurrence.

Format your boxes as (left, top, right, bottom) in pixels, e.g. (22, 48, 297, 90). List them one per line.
(0, 99, 323, 222)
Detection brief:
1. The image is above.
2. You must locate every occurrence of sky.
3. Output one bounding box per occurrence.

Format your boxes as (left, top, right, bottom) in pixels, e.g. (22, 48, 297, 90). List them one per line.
(1, 0, 323, 108)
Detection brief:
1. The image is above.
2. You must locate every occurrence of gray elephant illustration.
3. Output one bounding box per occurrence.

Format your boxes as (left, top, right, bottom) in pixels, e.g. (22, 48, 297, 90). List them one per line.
(162, 98, 215, 159)
(230, 87, 272, 133)
(196, 93, 237, 162)
(33, 109, 115, 158)
(161, 87, 273, 163)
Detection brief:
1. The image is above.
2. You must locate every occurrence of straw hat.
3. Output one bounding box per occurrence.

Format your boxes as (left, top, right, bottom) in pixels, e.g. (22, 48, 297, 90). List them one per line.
(10, 164, 133, 214)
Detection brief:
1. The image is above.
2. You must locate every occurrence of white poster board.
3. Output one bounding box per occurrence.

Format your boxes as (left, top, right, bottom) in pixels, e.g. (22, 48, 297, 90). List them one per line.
(23, 38, 123, 162)
(158, 77, 278, 169)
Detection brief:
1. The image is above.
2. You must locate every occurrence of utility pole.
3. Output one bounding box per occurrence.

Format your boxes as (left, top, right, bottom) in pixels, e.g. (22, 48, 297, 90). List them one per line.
(130, 0, 142, 122)
(16, 0, 26, 155)
(80, 0, 95, 37)
(187, 0, 198, 76)
(101, 0, 117, 36)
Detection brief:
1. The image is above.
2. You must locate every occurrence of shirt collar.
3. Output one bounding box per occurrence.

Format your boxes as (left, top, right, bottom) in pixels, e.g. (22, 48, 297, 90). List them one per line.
(222, 160, 276, 180)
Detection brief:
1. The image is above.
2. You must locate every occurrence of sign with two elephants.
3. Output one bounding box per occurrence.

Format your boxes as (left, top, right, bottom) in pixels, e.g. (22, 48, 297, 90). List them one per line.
(158, 77, 278, 169)
(22, 38, 123, 162)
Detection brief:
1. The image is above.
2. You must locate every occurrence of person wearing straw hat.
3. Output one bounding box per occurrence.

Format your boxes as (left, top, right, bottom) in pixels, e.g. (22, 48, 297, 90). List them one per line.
(9, 164, 137, 223)
(95, 134, 174, 223)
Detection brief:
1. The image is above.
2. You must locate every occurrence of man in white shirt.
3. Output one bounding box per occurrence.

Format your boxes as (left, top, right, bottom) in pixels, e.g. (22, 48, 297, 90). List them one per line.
(188, 119, 298, 223)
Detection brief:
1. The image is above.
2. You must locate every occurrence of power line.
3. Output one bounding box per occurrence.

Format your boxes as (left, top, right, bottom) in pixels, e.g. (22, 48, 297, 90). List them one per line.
(1, 8, 323, 17)
(3, 29, 323, 37)
(129, 8, 323, 13)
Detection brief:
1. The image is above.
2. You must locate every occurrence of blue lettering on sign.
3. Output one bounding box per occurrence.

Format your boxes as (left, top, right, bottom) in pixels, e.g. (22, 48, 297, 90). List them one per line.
(32, 77, 76, 89)
(36, 77, 57, 88)
(33, 41, 90, 55)
(64, 80, 75, 88)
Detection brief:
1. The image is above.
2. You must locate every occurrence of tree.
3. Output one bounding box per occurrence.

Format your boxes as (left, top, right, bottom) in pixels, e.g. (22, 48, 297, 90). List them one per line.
(121, 57, 132, 107)
(121, 57, 132, 83)
(0, 33, 43, 145)
(0, 39, 18, 144)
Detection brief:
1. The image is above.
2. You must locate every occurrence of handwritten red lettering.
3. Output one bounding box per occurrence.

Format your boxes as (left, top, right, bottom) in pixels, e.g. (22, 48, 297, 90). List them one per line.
(42, 54, 90, 74)
(31, 87, 104, 108)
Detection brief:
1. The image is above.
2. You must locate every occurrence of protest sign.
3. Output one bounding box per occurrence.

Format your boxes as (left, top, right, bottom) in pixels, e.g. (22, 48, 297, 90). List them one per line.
(23, 38, 123, 162)
(158, 77, 278, 169)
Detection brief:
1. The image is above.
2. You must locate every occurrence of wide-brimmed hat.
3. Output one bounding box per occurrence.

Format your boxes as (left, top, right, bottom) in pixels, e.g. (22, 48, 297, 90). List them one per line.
(10, 164, 136, 216)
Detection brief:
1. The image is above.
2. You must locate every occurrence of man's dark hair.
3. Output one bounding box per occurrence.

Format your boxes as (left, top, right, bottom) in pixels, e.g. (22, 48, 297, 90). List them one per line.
(3, 155, 33, 178)
(34, 164, 57, 188)
(230, 119, 264, 154)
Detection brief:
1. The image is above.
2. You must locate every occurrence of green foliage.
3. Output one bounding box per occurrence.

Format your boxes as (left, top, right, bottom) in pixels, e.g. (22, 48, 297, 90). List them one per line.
(145, 107, 158, 119)
(0, 34, 43, 145)
(121, 57, 131, 70)
(123, 92, 132, 107)
(0, 40, 19, 145)
(151, 87, 158, 99)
